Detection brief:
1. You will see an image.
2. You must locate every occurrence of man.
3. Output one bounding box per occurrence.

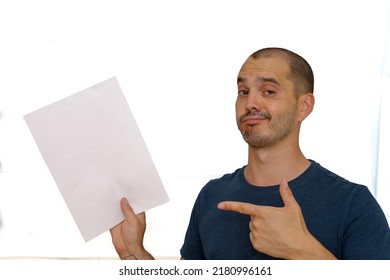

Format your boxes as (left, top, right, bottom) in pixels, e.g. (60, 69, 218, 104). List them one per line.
(110, 47, 390, 260)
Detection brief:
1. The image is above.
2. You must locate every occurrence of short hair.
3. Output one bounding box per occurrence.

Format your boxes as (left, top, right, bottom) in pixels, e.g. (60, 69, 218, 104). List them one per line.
(250, 47, 314, 95)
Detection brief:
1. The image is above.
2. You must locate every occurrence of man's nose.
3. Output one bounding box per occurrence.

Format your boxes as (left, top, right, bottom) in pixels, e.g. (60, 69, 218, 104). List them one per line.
(245, 91, 263, 112)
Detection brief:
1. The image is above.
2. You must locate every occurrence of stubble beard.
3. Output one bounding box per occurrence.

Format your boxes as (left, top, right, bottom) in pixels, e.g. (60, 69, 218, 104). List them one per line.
(239, 109, 297, 149)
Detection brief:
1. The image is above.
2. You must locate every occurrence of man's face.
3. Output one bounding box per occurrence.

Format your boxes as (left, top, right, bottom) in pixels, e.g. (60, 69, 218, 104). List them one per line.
(235, 56, 300, 149)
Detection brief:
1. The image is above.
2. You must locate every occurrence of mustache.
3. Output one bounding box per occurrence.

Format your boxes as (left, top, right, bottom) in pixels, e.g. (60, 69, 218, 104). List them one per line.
(239, 110, 272, 123)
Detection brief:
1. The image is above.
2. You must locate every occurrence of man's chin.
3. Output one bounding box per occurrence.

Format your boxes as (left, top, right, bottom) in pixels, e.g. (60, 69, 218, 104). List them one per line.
(243, 134, 272, 149)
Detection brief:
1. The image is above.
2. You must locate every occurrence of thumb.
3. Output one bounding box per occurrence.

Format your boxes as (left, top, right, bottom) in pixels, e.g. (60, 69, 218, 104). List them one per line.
(120, 197, 139, 223)
(279, 178, 297, 207)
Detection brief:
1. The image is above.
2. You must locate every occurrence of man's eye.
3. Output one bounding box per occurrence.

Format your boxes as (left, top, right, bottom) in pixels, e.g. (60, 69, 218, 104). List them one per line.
(238, 90, 249, 96)
(264, 90, 276, 95)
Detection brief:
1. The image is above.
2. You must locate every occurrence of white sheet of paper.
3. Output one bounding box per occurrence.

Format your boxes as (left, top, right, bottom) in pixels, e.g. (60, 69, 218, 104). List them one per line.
(24, 77, 169, 242)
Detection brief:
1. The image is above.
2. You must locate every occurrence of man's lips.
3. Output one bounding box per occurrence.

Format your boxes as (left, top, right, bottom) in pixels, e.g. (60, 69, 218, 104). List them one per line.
(242, 116, 268, 125)
(239, 112, 271, 125)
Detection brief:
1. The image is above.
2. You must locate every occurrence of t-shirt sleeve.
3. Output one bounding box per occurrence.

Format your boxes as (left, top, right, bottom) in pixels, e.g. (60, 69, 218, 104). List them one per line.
(341, 186, 390, 259)
(180, 193, 206, 260)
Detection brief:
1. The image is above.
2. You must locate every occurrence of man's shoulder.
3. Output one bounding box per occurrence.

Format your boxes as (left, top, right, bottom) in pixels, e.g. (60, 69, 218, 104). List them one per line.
(309, 160, 366, 189)
(197, 167, 245, 197)
(205, 167, 245, 186)
(306, 161, 372, 205)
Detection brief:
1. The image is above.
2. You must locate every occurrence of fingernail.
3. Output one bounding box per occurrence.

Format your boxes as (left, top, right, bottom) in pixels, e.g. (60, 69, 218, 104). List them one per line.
(121, 197, 129, 205)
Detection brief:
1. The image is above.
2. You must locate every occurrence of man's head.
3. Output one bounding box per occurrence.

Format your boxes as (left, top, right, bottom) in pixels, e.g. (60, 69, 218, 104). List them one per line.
(249, 48, 314, 96)
(236, 47, 315, 149)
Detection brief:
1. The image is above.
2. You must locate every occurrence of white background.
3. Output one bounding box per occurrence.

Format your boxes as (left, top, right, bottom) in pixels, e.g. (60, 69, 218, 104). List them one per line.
(0, 0, 389, 259)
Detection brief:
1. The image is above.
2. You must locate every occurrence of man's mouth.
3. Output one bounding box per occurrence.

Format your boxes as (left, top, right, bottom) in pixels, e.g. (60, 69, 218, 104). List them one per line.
(240, 111, 271, 125)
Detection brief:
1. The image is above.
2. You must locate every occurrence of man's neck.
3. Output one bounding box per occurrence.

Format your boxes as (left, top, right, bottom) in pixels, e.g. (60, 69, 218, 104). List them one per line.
(244, 142, 310, 187)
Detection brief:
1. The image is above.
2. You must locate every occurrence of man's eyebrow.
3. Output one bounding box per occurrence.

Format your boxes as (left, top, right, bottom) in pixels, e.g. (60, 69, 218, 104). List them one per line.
(237, 76, 246, 84)
(255, 77, 281, 86)
(237, 76, 281, 86)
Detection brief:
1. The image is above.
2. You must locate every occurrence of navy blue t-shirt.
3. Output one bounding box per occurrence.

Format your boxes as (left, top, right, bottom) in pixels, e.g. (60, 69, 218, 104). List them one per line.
(180, 161, 390, 259)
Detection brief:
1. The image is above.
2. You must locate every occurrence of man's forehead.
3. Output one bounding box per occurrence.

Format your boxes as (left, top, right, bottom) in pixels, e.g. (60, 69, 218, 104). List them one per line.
(240, 56, 289, 72)
(238, 57, 290, 84)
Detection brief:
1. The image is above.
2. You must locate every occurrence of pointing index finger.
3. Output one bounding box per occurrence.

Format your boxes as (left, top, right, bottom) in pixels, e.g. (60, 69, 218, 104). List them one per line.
(217, 201, 258, 216)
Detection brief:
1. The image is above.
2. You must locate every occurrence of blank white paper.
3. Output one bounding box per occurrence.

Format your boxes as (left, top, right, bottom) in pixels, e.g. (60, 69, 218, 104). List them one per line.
(24, 77, 169, 242)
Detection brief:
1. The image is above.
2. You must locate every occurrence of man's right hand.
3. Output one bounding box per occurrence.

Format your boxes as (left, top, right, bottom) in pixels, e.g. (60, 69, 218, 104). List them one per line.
(110, 197, 154, 260)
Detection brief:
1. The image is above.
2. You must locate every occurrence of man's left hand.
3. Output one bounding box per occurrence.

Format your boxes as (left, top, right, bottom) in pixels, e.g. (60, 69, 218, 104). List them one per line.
(217, 178, 334, 259)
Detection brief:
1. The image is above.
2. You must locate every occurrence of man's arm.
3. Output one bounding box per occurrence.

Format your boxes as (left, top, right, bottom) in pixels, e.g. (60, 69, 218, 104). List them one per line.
(218, 178, 337, 260)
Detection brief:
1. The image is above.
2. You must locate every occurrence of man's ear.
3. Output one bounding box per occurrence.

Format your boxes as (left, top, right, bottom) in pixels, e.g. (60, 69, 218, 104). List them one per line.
(297, 92, 314, 122)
